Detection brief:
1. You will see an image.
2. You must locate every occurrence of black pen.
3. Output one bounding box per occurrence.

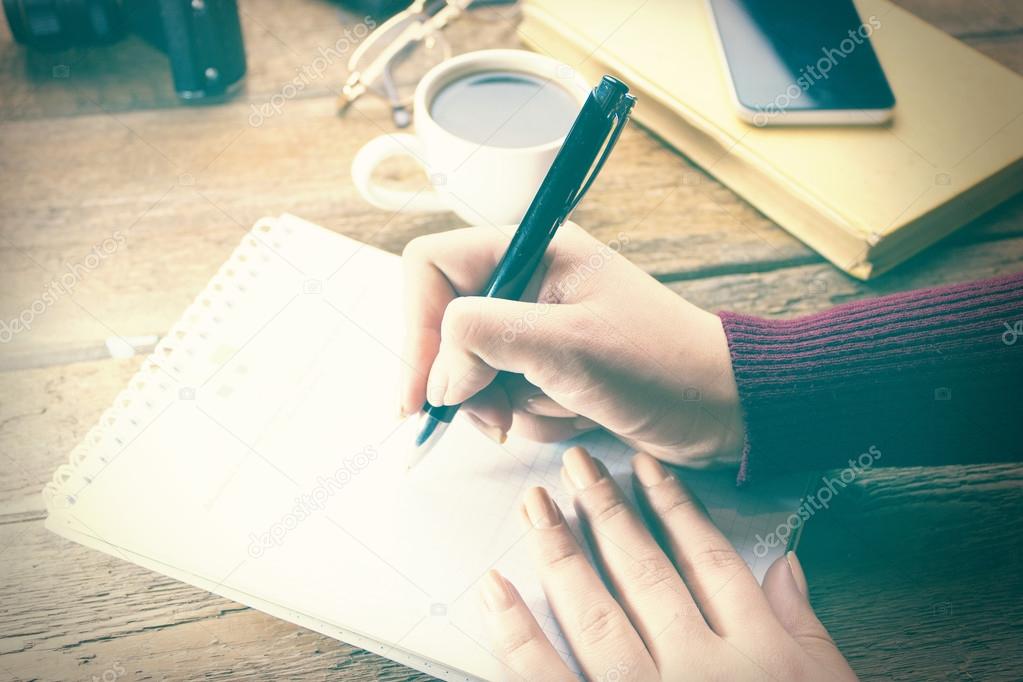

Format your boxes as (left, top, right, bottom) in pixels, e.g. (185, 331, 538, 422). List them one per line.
(407, 75, 636, 469)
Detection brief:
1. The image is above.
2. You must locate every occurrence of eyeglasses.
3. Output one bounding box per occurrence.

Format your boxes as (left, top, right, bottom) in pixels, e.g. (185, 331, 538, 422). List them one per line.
(336, 0, 518, 127)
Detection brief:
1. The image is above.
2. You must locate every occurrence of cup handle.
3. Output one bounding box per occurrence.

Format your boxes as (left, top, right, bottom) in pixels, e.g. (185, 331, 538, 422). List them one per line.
(351, 133, 449, 214)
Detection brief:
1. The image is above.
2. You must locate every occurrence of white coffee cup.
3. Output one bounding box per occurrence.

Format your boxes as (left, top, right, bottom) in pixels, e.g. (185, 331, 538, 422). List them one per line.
(351, 49, 590, 226)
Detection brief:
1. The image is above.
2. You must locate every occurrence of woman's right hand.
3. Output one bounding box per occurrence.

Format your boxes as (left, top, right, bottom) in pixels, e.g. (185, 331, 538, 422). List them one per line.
(399, 223, 745, 468)
(480, 448, 857, 681)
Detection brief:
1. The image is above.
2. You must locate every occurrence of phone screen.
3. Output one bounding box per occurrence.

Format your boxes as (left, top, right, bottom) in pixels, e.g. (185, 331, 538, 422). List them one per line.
(707, 0, 895, 123)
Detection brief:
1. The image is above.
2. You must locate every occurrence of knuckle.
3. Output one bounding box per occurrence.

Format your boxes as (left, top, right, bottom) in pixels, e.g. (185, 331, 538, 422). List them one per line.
(576, 601, 626, 647)
(539, 535, 586, 573)
(624, 555, 678, 593)
(496, 625, 545, 663)
(580, 486, 631, 526)
(689, 545, 746, 574)
(651, 485, 699, 519)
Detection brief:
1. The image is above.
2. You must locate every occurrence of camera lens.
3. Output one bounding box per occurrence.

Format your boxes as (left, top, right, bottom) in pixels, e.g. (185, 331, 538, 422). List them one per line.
(3, 0, 127, 50)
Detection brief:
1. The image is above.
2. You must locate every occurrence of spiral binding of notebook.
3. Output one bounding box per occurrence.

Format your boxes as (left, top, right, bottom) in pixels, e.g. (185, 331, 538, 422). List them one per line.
(43, 217, 294, 512)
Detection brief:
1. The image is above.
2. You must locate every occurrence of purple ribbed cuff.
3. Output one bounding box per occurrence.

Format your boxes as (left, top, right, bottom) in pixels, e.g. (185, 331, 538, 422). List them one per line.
(720, 271, 1023, 485)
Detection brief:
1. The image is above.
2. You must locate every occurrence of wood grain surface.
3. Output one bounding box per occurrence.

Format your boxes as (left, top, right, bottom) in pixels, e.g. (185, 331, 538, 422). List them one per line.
(0, 1, 1021, 680)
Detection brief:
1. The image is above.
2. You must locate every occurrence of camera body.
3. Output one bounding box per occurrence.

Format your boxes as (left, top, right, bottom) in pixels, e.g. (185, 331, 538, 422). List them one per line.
(3, 0, 247, 101)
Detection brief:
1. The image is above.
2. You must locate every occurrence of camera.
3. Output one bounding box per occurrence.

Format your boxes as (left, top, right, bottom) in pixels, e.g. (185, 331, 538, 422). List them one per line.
(3, 0, 247, 101)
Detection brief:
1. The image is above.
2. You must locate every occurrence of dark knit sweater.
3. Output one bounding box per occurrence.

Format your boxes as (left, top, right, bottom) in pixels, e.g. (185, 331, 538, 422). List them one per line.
(719, 271, 1023, 485)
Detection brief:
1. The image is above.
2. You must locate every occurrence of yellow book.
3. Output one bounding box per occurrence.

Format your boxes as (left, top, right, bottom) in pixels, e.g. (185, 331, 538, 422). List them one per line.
(519, 0, 1023, 279)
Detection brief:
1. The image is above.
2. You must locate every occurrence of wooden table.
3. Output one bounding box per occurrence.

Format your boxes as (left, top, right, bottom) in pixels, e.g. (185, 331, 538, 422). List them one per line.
(1, 1, 1021, 679)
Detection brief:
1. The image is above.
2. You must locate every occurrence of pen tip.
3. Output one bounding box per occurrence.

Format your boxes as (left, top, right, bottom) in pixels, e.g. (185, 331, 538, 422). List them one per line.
(406, 412, 450, 470)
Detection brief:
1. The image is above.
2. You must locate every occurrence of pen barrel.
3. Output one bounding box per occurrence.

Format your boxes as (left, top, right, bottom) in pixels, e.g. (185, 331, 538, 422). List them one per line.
(481, 81, 625, 301)
(425, 402, 459, 423)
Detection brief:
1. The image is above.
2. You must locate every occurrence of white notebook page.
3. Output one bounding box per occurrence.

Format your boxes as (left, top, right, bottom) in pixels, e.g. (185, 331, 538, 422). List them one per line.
(44, 214, 802, 681)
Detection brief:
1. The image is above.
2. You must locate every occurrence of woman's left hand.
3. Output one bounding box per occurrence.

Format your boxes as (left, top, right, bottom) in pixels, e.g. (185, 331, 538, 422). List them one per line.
(479, 447, 857, 681)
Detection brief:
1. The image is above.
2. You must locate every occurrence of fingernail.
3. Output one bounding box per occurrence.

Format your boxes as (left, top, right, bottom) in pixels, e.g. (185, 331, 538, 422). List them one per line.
(468, 413, 507, 445)
(524, 395, 576, 418)
(632, 452, 669, 487)
(786, 551, 809, 598)
(573, 416, 598, 432)
(562, 446, 603, 490)
(523, 487, 561, 528)
(426, 364, 448, 406)
(426, 381, 447, 406)
(480, 569, 515, 612)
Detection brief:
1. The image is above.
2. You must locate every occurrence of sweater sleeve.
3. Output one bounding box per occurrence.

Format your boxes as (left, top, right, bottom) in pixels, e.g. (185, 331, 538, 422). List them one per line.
(719, 271, 1023, 485)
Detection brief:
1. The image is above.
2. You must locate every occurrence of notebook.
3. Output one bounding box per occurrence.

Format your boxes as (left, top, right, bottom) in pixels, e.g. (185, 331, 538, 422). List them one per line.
(43, 214, 804, 680)
(519, 0, 1023, 280)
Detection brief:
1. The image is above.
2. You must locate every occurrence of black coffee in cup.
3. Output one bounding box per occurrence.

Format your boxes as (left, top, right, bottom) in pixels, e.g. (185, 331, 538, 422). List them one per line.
(429, 70, 581, 148)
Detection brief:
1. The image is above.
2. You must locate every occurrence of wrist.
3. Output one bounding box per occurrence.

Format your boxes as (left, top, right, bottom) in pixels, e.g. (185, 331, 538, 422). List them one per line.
(662, 298, 745, 467)
(708, 313, 745, 466)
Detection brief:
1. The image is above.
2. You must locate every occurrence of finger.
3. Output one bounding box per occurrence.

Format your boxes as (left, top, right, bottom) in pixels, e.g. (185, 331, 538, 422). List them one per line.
(561, 447, 707, 666)
(400, 228, 514, 416)
(511, 413, 595, 443)
(502, 375, 578, 419)
(479, 569, 574, 682)
(631, 452, 775, 637)
(461, 377, 592, 445)
(523, 395, 578, 418)
(504, 376, 591, 440)
(762, 553, 857, 677)
(426, 297, 588, 406)
(463, 383, 514, 442)
(521, 487, 659, 681)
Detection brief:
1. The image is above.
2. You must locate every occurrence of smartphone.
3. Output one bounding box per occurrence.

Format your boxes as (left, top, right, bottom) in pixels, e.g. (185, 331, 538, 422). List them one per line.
(706, 0, 895, 126)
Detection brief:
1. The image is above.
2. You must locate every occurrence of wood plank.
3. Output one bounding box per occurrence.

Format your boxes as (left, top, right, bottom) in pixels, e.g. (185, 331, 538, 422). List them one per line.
(0, 518, 432, 681)
(0, 356, 142, 520)
(894, 0, 1023, 36)
(966, 33, 1023, 75)
(668, 227, 1023, 315)
(799, 463, 1023, 681)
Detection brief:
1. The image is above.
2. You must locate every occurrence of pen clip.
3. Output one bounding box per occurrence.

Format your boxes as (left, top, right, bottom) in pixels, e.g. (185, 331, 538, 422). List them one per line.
(563, 95, 635, 216)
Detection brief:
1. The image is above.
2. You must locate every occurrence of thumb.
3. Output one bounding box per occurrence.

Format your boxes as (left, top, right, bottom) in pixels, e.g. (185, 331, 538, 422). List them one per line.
(426, 296, 573, 407)
(762, 552, 853, 673)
